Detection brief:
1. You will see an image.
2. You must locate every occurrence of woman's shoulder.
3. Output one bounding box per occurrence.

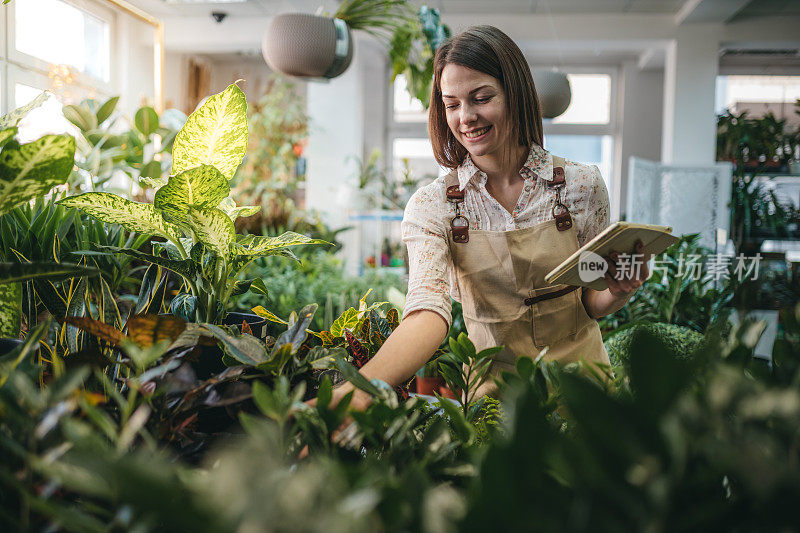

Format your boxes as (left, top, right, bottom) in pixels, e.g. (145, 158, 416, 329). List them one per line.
(405, 172, 451, 211)
(563, 158, 603, 184)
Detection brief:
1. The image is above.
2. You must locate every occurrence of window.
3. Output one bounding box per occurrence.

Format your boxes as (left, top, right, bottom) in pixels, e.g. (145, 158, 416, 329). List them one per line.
(393, 75, 427, 123)
(551, 74, 611, 125)
(715, 75, 800, 123)
(14, 0, 111, 83)
(544, 134, 614, 191)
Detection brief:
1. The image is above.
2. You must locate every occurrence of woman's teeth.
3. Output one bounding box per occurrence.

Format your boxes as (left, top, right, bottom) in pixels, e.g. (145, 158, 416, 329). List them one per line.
(464, 126, 491, 139)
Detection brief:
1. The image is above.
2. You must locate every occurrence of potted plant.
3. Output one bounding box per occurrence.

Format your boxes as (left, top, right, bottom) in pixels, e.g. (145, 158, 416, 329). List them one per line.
(388, 5, 450, 108)
(0, 93, 101, 341)
(58, 82, 328, 329)
(415, 357, 443, 396)
(262, 0, 411, 80)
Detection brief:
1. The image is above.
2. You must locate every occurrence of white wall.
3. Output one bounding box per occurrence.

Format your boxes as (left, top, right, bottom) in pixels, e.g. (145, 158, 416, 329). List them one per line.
(115, 12, 157, 117)
(615, 61, 663, 220)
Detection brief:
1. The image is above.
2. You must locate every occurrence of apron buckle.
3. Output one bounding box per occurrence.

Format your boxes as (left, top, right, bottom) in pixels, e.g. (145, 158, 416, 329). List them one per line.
(552, 202, 573, 231)
(451, 215, 470, 243)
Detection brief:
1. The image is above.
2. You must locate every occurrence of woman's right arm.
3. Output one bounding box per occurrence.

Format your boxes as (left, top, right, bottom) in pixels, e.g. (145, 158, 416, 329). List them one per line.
(327, 181, 453, 409)
(328, 309, 448, 409)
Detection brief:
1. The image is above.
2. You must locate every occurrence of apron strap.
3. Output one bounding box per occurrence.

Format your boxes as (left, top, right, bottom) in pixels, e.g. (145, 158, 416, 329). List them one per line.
(524, 284, 580, 306)
(548, 155, 573, 231)
(444, 171, 469, 243)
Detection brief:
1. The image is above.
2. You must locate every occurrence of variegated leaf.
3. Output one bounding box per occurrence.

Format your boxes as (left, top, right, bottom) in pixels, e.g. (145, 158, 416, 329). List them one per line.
(232, 231, 330, 258)
(218, 197, 260, 222)
(0, 282, 22, 337)
(171, 83, 248, 180)
(0, 135, 76, 217)
(0, 91, 49, 130)
(0, 262, 99, 284)
(92, 245, 195, 279)
(0, 128, 16, 149)
(154, 165, 230, 223)
(58, 193, 181, 242)
(186, 206, 234, 258)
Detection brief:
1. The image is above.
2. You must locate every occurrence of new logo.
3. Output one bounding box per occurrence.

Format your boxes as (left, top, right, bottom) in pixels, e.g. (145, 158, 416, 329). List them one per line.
(578, 251, 608, 283)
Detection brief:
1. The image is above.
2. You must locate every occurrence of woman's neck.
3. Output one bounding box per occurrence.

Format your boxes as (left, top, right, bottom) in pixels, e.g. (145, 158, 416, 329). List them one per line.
(472, 144, 529, 187)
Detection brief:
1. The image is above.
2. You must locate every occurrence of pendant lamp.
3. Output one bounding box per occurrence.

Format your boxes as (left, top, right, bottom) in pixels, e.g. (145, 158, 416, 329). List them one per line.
(532, 69, 571, 119)
(262, 13, 353, 79)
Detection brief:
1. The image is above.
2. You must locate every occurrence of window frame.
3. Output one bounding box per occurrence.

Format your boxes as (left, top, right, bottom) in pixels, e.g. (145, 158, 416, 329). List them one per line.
(387, 65, 620, 182)
(4, 0, 115, 106)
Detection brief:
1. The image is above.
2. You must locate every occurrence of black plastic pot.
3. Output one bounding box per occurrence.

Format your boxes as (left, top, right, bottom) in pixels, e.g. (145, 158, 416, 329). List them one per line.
(193, 312, 268, 379)
(0, 338, 24, 357)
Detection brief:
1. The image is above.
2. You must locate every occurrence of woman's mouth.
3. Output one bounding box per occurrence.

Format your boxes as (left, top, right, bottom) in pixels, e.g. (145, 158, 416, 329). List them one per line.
(463, 125, 492, 141)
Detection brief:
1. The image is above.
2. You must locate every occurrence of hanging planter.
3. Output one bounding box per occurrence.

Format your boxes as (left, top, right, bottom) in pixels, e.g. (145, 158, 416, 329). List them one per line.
(532, 69, 572, 119)
(262, 1, 413, 80)
(262, 14, 353, 79)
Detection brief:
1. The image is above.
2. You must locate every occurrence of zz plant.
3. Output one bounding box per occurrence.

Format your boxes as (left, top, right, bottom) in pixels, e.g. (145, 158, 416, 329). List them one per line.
(59, 83, 327, 324)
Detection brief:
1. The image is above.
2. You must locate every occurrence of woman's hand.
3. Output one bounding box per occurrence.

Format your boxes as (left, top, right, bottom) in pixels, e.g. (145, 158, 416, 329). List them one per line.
(603, 239, 651, 299)
(297, 383, 372, 460)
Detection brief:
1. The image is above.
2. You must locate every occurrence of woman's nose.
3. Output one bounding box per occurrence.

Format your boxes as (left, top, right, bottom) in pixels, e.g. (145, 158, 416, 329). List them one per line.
(460, 105, 477, 124)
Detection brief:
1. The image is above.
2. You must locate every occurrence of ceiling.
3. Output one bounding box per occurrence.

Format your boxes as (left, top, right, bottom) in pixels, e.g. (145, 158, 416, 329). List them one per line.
(125, 0, 694, 18)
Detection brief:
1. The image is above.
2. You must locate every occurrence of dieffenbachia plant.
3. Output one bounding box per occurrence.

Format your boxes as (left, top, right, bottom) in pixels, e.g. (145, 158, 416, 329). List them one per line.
(0, 92, 99, 337)
(59, 82, 328, 324)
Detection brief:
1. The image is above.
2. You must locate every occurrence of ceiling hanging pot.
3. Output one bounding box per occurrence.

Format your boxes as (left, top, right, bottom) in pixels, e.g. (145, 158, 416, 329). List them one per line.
(532, 69, 571, 119)
(262, 13, 353, 79)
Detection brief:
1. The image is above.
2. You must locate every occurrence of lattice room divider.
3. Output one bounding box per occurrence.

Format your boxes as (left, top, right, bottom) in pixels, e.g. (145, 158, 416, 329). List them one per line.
(627, 157, 733, 251)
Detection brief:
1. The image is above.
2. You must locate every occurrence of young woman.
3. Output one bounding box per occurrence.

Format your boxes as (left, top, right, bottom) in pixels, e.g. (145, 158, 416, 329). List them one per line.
(328, 25, 649, 406)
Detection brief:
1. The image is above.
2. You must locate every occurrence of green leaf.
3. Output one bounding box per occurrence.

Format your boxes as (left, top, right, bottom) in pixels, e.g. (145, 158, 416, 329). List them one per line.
(232, 231, 331, 258)
(134, 106, 159, 137)
(186, 206, 234, 258)
(272, 303, 317, 355)
(0, 127, 16, 149)
(91, 245, 195, 279)
(58, 193, 181, 242)
(448, 336, 470, 365)
(138, 160, 163, 179)
(153, 165, 230, 223)
(170, 292, 197, 322)
(251, 305, 287, 325)
(95, 96, 119, 125)
(0, 135, 76, 217)
(437, 395, 475, 444)
(248, 277, 269, 296)
(334, 358, 383, 397)
(0, 262, 99, 285)
(203, 324, 268, 365)
(172, 83, 248, 180)
(0, 91, 49, 130)
(330, 307, 358, 338)
(63, 103, 97, 131)
(218, 197, 260, 221)
(0, 282, 22, 337)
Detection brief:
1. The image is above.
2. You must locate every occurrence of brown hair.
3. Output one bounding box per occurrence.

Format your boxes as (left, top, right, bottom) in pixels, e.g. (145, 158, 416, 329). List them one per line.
(428, 25, 543, 169)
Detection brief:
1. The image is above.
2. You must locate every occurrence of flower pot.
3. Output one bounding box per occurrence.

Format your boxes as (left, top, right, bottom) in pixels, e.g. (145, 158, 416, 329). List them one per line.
(262, 13, 353, 79)
(415, 376, 443, 396)
(438, 384, 459, 400)
(192, 312, 268, 380)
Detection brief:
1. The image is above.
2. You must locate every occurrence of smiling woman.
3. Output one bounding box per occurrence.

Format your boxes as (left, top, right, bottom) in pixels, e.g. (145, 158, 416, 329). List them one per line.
(314, 25, 649, 408)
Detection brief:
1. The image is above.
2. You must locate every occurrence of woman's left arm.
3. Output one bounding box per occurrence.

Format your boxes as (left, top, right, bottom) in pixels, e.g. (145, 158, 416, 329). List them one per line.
(582, 240, 651, 319)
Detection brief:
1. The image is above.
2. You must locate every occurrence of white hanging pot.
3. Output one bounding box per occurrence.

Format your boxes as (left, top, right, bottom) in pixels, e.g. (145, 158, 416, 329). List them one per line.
(262, 13, 353, 79)
(532, 69, 571, 119)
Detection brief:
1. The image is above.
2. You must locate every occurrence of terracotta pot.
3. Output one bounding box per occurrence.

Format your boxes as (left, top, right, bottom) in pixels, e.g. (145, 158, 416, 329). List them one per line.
(415, 376, 443, 396)
(438, 384, 459, 400)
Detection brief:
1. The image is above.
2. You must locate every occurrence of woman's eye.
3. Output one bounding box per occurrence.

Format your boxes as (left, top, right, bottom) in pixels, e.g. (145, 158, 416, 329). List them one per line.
(475, 96, 491, 103)
(445, 103, 459, 110)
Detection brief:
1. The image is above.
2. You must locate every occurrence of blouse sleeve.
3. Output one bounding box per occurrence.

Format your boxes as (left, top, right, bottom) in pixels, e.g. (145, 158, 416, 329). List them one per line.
(576, 164, 611, 247)
(401, 181, 452, 328)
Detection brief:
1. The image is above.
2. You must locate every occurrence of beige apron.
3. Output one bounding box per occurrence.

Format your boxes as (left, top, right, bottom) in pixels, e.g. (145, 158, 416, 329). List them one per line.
(445, 155, 609, 397)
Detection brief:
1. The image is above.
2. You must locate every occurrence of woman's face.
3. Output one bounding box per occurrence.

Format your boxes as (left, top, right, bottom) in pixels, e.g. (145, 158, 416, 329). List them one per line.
(440, 63, 510, 161)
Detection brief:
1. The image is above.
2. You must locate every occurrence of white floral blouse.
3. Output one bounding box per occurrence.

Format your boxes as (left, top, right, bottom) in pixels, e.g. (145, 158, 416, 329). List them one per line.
(401, 143, 610, 327)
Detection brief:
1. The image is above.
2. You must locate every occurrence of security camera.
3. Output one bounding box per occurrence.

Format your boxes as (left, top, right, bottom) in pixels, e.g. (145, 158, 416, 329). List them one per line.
(211, 11, 227, 23)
